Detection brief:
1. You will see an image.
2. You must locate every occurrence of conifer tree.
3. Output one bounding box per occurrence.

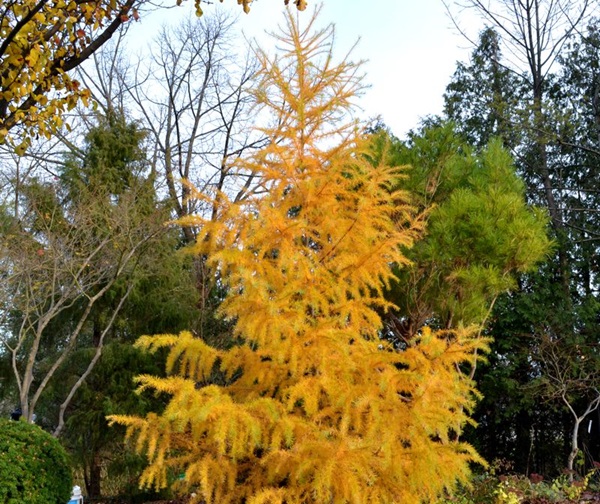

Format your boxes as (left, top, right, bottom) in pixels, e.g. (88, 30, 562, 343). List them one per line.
(110, 8, 488, 503)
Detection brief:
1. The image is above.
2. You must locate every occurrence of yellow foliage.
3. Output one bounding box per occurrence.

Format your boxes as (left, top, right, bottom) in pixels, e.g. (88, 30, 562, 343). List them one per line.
(109, 6, 488, 503)
(0, 0, 118, 147)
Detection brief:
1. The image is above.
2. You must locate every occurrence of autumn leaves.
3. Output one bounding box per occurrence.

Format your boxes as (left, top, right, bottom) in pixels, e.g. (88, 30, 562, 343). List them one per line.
(110, 8, 488, 503)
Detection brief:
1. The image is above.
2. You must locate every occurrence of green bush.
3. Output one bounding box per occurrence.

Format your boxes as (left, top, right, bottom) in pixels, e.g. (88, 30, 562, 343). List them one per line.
(0, 418, 72, 504)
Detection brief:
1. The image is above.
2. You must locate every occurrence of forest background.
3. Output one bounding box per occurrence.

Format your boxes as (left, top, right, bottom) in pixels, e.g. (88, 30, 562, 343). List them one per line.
(0, 0, 599, 502)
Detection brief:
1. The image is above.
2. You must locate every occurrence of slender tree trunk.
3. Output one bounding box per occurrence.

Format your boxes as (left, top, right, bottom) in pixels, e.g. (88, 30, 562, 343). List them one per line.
(531, 89, 571, 301)
(567, 417, 581, 481)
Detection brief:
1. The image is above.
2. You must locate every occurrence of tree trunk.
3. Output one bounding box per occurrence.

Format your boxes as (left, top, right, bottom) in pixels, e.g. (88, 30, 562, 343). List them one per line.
(86, 452, 103, 499)
(567, 417, 581, 482)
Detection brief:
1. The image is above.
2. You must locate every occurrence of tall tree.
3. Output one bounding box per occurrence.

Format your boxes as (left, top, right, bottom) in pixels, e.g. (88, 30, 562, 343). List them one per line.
(447, 0, 592, 291)
(111, 8, 487, 503)
(444, 27, 525, 150)
(104, 12, 266, 334)
(443, 5, 600, 475)
(118, 12, 263, 243)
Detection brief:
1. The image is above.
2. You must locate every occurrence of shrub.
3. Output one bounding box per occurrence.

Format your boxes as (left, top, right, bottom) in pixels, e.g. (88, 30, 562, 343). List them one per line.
(0, 418, 72, 504)
(437, 469, 598, 504)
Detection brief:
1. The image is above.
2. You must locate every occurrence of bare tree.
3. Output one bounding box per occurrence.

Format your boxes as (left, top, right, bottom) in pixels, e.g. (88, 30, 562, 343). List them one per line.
(78, 13, 268, 327)
(533, 334, 600, 478)
(0, 158, 166, 435)
(109, 12, 265, 242)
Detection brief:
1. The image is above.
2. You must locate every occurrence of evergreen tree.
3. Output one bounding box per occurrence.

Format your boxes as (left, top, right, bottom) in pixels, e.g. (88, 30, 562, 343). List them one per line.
(444, 28, 526, 151)
(369, 124, 550, 344)
(111, 8, 488, 503)
(48, 113, 202, 497)
(442, 16, 600, 476)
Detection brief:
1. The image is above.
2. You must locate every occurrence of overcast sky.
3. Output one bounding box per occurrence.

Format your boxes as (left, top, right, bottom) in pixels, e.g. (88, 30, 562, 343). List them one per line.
(128, 0, 484, 139)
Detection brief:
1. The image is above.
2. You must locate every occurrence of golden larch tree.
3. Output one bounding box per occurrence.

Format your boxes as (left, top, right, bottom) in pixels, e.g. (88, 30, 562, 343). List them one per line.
(110, 7, 488, 503)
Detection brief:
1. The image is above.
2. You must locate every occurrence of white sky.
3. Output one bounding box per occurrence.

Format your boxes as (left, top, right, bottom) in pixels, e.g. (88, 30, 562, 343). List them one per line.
(127, 0, 484, 139)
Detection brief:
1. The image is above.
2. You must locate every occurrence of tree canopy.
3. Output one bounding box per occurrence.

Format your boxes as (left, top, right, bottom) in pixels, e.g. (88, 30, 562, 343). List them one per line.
(367, 124, 551, 344)
(110, 9, 487, 503)
(3, 0, 594, 499)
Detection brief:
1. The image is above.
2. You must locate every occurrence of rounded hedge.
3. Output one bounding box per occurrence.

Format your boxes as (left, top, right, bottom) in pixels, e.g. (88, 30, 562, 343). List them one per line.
(0, 418, 72, 504)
